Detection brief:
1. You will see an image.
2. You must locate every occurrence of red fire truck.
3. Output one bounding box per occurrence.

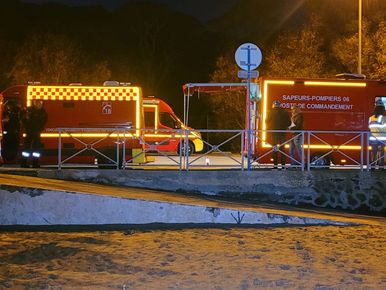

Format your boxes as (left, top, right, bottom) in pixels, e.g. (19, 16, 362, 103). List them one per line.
(0, 83, 143, 166)
(183, 76, 386, 166)
(0, 83, 203, 166)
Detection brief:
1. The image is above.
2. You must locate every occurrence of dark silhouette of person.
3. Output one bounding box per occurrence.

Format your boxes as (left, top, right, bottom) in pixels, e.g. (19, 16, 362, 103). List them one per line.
(1, 98, 22, 161)
(266, 100, 291, 169)
(368, 99, 386, 169)
(21, 100, 47, 168)
(289, 104, 304, 167)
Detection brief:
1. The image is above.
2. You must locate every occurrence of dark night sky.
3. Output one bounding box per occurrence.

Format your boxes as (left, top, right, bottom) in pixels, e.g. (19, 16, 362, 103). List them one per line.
(22, 0, 239, 22)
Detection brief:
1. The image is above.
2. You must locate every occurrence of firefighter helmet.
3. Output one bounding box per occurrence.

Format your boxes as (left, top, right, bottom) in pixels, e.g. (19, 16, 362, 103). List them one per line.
(375, 98, 384, 106)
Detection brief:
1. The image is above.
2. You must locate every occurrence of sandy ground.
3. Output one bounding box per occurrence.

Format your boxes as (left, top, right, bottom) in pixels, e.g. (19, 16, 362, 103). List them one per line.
(0, 225, 385, 290)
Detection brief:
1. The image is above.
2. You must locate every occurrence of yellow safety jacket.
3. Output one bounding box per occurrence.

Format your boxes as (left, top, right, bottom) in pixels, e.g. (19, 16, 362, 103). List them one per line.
(369, 115, 386, 141)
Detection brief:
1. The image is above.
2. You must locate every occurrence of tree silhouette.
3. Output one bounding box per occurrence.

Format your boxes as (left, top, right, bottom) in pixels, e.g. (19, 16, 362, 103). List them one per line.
(9, 34, 79, 84)
(209, 53, 246, 130)
(332, 19, 386, 79)
(266, 16, 328, 78)
(204, 52, 249, 152)
(9, 33, 111, 85)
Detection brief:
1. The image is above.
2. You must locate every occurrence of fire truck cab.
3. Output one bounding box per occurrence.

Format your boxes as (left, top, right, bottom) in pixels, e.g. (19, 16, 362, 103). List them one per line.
(143, 97, 203, 155)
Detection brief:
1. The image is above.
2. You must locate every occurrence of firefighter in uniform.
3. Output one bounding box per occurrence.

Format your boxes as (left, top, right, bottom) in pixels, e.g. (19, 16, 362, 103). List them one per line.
(21, 100, 47, 168)
(368, 99, 386, 169)
(266, 100, 291, 169)
(1, 99, 22, 161)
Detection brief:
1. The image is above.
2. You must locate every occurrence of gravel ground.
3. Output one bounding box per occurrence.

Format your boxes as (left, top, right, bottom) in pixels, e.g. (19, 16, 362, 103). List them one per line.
(0, 225, 385, 289)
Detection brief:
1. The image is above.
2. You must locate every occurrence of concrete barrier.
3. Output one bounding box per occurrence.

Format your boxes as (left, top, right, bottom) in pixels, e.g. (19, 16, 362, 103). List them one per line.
(0, 186, 347, 226)
(31, 169, 386, 213)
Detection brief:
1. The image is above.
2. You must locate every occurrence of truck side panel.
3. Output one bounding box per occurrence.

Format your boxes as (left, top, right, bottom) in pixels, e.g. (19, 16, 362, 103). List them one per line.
(257, 78, 386, 165)
(44, 100, 137, 128)
(0, 85, 143, 166)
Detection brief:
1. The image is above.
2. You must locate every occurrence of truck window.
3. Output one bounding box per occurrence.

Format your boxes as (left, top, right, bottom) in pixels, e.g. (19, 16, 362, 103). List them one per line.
(145, 111, 155, 129)
(160, 112, 180, 129)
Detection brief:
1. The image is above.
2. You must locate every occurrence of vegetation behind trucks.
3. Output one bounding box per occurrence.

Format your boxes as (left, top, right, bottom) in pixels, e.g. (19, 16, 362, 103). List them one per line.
(0, 83, 203, 166)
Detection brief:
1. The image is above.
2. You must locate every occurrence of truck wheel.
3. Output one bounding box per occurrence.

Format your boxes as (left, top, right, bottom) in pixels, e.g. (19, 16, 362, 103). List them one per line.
(310, 153, 330, 168)
(97, 156, 123, 169)
(177, 141, 194, 156)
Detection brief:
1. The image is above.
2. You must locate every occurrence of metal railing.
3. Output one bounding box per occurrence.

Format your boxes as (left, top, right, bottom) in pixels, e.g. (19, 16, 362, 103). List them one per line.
(48, 127, 385, 171)
(124, 128, 185, 170)
(185, 129, 245, 171)
(48, 127, 131, 170)
(181, 129, 384, 171)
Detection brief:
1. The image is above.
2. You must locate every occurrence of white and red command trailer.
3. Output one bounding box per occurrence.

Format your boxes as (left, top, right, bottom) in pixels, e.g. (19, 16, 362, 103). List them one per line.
(258, 77, 386, 165)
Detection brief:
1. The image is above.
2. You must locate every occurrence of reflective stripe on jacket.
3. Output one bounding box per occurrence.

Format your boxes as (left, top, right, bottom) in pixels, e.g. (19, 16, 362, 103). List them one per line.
(369, 115, 386, 141)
